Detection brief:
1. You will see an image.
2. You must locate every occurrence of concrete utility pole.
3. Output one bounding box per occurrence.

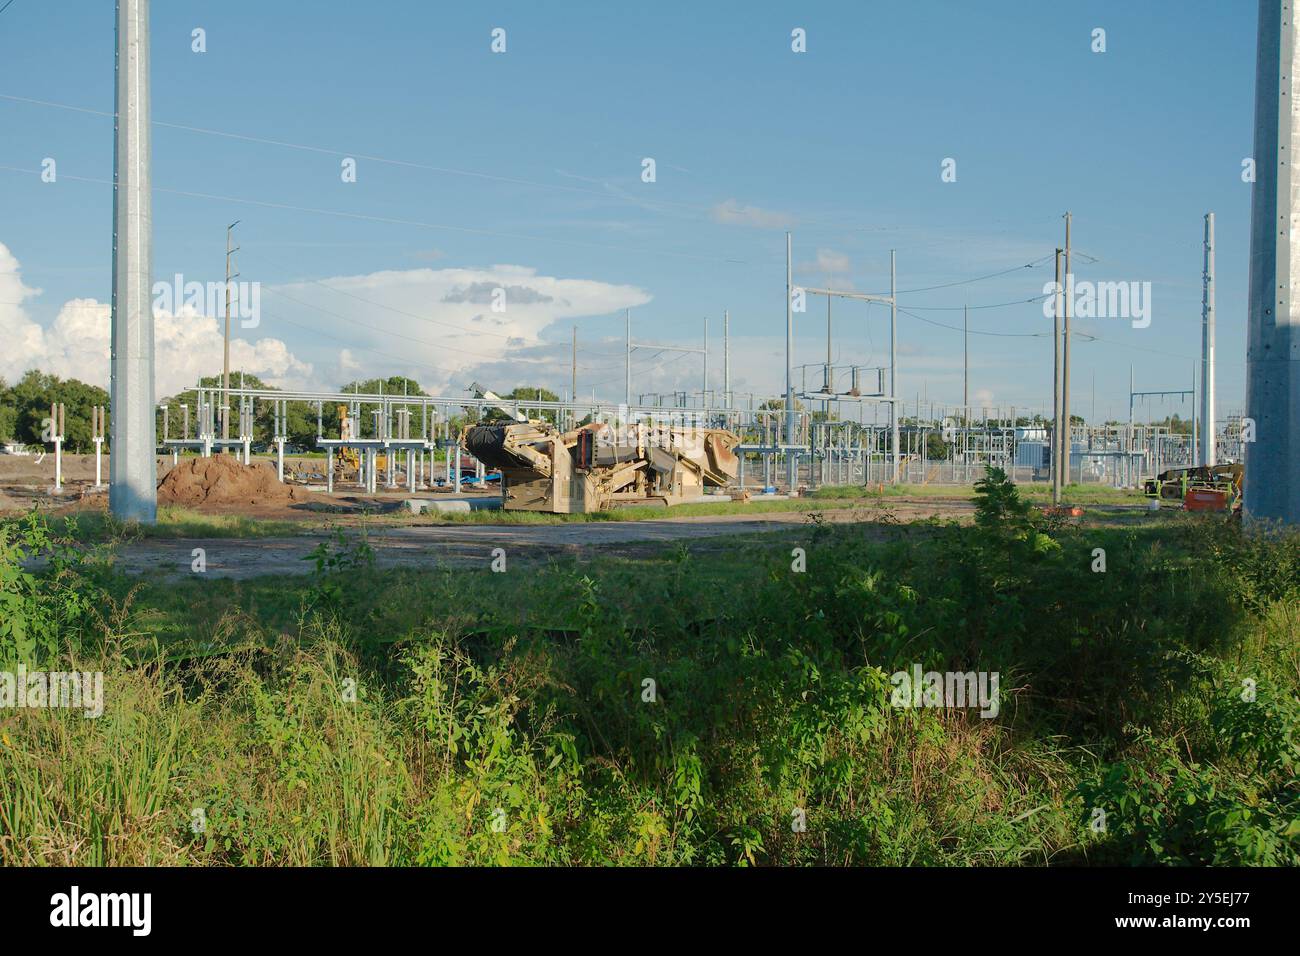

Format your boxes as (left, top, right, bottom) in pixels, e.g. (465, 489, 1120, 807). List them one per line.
(1201, 212, 1217, 466)
(109, 0, 156, 523)
(221, 220, 239, 442)
(1052, 249, 1063, 504)
(571, 325, 577, 427)
(1062, 212, 1073, 488)
(1247, 0, 1300, 524)
(624, 308, 631, 407)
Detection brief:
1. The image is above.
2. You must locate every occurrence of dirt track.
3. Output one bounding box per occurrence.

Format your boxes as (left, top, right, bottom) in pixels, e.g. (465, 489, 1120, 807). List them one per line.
(97, 506, 952, 579)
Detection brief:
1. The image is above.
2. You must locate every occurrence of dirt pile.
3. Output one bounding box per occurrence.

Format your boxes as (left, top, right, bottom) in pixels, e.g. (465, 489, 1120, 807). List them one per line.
(157, 456, 310, 506)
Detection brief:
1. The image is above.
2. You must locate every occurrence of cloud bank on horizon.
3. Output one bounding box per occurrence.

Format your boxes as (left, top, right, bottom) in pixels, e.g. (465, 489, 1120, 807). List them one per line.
(0, 241, 656, 398)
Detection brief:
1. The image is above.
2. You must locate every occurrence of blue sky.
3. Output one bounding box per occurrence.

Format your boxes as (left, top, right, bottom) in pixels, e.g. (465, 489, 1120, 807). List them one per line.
(0, 0, 1258, 422)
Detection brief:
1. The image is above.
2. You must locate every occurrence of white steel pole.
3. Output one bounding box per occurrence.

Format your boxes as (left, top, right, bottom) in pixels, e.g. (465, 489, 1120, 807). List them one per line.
(109, 0, 157, 522)
(1201, 212, 1217, 466)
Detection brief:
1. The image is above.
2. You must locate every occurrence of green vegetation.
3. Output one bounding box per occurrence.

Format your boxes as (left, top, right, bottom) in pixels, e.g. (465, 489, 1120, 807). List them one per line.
(56, 496, 888, 544)
(55, 506, 309, 543)
(810, 481, 1142, 505)
(1, 470, 1296, 866)
(0, 371, 109, 452)
(426, 496, 872, 525)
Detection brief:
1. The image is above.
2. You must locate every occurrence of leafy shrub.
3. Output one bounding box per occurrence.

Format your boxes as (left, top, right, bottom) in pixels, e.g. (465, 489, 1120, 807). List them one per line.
(0, 511, 94, 667)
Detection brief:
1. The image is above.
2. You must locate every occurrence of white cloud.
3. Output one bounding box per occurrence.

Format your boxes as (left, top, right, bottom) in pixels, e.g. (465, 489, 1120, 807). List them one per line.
(268, 264, 652, 392)
(709, 199, 792, 229)
(0, 241, 314, 396)
(815, 248, 851, 274)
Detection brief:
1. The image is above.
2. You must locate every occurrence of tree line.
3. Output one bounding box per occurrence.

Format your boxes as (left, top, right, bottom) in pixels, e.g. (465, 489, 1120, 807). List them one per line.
(0, 370, 561, 453)
(0, 371, 110, 454)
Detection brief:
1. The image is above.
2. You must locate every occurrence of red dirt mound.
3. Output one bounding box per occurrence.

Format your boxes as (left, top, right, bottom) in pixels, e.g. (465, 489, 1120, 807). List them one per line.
(157, 455, 310, 506)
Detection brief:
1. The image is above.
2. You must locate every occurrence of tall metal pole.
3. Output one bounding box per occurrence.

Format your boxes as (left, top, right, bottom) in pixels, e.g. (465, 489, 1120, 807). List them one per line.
(222, 220, 239, 443)
(702, 316, 708, 406)
(962, 304, 969, 427)
(1128, 365, 1135, 489)
(624, 308, 631, 407)
(825, 295, 833, 392)
(1246, 0, 1300, 523)
(1052, 249, 1063, 504)
(110, 0, 156, 523)
(890, 249, 899, 483)
(571, 325, 577, 428)
(785, 232, 796, 488)
(1201, 211, 1216, 466)
(723, 309, 730, 409)
(1062, 212, 1073, 489)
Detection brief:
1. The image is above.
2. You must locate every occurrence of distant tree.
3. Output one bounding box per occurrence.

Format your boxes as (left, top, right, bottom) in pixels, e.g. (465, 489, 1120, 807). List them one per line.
(0, 377, 15, 443)
(162, 371, 321, 447)
(160, 371, 273, 444)
(503, 385, 558, 403)
(1144, 413, 1194, 436)
(7, 371, 109, 453)
(340, 376, 427, 397)
(502, 385, 559, 422)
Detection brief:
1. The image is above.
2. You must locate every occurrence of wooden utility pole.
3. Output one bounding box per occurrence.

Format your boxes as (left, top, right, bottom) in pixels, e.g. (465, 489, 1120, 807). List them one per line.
(222, 220, 240, 442)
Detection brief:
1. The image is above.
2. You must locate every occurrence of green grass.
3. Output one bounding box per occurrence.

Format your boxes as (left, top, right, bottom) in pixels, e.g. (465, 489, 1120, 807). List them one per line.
(33, 480, 1141, 544)
(53, 506, 311, 542)
(422, 495, 873, 525)
(3, 479, 1296, 867)
(810, 481, 1144, 505)
(44, 493, 897, 542)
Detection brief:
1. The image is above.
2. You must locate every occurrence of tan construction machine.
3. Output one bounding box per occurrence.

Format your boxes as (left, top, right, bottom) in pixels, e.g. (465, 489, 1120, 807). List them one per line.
(462, 417, 740, 513)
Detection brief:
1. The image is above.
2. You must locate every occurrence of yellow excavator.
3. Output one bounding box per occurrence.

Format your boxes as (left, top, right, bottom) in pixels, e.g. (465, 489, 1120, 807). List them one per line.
(332, 404, 363, 481)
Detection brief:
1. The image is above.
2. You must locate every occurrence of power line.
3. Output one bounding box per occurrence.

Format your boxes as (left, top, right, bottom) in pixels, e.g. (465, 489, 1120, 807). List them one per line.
(897, 306, 1199, 361)
(588, 349, 693, 390)
(0, 93, 671, 204)
(257, 309, 464, 379)
(902, 293, 1054, 312)
(259, 288, 675, 375)
(891, 254, 1055, 294)
(0, 164, 749, 265)
(2, 91, 911, 238)
(0, 91, 823, 236)
(260, 286, 505, 363)
(255, 252, 532, 345)
(1072, 331, 1196, 361)
(897, 307, 1049, 339)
